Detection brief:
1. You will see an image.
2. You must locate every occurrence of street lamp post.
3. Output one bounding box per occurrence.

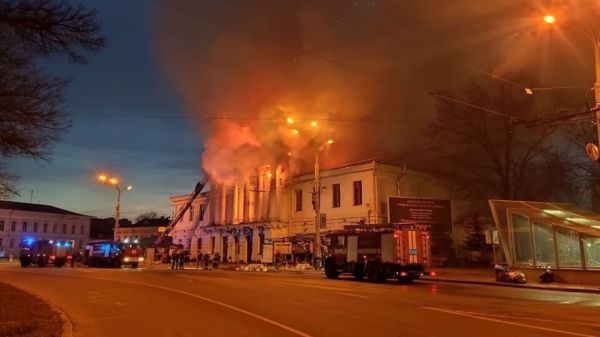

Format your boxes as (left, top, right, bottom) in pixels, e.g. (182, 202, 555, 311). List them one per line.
(97, 174, 132, 241)
(313, 139, 333, 269)
(544, 14, 600, 156)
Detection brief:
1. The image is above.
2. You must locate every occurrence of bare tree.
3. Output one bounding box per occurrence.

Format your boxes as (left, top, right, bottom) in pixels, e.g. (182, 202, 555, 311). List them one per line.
(0, 0, 104, 197)
(426, 78, 574, 209)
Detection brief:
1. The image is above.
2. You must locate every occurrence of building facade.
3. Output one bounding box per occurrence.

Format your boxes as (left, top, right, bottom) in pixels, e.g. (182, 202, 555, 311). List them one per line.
(0, 201, 92, 257)
(169, 162, 458, 263)
(116, 217, 170, 244)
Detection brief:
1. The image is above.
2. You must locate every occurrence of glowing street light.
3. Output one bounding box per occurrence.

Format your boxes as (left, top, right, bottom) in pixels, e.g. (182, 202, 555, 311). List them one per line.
(287, 117, 294, 124)
(543, 15, 556, 24)
(311, 120, 318, 128)
(96, 173, 132, 241)
(291, 129, 299, 135)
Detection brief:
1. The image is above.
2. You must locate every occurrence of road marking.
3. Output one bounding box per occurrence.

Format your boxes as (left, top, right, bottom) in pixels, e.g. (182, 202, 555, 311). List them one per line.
(334, 292, 368, 299)
(441, 309, 600, 329)
(421, 306, 597, 337)
(80, 276, 313, 337)
(265, 281, 357, 292)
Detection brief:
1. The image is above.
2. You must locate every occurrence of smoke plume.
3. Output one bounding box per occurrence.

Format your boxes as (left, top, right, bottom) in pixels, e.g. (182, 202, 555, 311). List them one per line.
(153, 0, 597, 184)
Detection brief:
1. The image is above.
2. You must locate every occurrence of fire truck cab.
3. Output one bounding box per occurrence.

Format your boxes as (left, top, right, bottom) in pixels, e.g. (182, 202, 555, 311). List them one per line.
(323, 224, 431, 283)
(122, 239, 144, 268)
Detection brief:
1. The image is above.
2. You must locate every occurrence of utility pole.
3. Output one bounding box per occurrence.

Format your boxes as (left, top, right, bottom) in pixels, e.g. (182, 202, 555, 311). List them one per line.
(314, 151, 321, 269)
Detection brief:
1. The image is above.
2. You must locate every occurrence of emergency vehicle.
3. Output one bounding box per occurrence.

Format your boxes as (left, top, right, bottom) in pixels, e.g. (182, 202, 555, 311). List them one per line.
(83, 240, 123, 267)
(121, 239, 145, 268)
(19, 239, 75, 267)
(323, 224, 432, 283)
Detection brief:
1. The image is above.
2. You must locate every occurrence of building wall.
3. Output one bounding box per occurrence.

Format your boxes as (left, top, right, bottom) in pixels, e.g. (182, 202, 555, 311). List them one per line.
(168, 162, 457, 262)
(0, 209, 91, 257)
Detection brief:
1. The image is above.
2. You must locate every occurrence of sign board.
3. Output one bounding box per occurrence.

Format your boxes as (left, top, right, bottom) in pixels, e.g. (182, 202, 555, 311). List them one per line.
(485, 230, 499, 244)
(262, 243, 273, 263)
(388, 196, 452, 232)
(274, 242, 292, 255)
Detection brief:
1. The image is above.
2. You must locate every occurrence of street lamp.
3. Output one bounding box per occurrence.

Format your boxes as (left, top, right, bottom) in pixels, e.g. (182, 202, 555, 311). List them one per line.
(543, 14, 600, 160)
(313, 138, 333, 269)
(97, 174, 132, 241)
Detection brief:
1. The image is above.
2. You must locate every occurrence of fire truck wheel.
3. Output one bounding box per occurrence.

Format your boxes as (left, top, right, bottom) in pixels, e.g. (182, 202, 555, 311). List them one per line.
(37, 261, 47, 267)
(20, 260, 30, 267)
(55, 262, 64, 268)
(366, 263, 381, 282)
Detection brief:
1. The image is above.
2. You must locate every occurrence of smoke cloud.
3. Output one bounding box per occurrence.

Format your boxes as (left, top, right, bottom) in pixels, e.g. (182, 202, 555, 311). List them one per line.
(153, 0, 597, 184)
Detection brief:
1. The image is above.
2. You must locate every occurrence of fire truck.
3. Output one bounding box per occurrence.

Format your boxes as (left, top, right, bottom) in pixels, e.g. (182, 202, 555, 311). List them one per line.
(323, 224, 432, 283)
(121, 239, 145, 268)
(19, 239, 74, 267)
(83, 240, 123, 267)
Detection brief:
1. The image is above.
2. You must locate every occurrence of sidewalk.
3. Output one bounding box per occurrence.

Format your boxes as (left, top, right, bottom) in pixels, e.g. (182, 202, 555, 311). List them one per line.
(422, 267, 600, 294)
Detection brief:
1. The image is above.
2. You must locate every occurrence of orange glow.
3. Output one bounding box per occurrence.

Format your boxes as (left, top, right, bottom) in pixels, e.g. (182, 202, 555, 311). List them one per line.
(287, 152, 292, 156)
(291, 129, 299, 135)
(97, 174, 107, 182)
(310, 120, 317, 128)
(286, 117, 294, 124)
(108, 178, 118, 185)
(543, 15, 555, 24)
(327, 139, 334, 144)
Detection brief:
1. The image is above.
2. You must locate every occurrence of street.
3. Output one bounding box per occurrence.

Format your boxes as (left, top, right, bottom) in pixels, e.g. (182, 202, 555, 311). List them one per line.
(1, 266, 599, 337)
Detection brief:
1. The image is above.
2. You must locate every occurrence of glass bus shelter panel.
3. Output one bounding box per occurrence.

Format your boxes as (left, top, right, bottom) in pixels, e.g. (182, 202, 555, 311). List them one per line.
(582, 236, 600, 269)
(555, 228, 582, 268)
(489, 200, 514, 262)
(532, 221, 555, 267)
(511, 213, 533, 266)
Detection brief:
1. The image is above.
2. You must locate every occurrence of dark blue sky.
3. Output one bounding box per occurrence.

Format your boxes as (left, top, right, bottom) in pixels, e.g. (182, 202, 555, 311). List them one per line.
(11, 0, 203, 218)
(8, 0, 598, 218)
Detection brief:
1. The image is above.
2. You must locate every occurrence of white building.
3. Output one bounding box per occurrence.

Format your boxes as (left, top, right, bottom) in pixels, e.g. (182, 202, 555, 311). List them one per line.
(0, 201, 92, 257)
(169, 161, 459, 263)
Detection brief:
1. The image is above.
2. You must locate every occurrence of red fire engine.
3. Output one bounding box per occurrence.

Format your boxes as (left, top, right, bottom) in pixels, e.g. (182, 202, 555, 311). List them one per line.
(323, 224, 431, 283)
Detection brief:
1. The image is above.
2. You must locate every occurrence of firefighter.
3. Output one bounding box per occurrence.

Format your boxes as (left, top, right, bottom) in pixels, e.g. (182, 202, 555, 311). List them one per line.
(212, 253, 220, 269)
(171, 251, 179, 270)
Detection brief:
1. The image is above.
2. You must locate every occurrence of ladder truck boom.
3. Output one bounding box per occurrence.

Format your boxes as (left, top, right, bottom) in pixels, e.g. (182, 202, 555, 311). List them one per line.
(156, 177, 208, 245)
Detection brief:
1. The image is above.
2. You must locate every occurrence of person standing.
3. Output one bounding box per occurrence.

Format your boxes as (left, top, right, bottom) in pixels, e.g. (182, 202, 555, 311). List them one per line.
(178, 252, 185, 270)
(212, 252, 220, 269)
(171, 250, 178, 270)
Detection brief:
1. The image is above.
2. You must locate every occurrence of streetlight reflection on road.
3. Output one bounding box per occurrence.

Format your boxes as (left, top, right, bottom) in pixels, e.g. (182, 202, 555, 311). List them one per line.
(96, 173, 132, 241)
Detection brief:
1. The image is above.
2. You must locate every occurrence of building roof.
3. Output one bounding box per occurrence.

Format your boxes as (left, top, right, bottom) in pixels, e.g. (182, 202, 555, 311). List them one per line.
(0, 200, 89, 217)
(121, 217, 171, 228)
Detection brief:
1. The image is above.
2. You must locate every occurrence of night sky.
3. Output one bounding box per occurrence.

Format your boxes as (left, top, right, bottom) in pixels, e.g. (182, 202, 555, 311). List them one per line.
(7, 0, 599, 219)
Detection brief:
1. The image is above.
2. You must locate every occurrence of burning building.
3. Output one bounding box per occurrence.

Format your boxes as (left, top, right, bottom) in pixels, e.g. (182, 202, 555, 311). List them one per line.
(168, 161, 456, 264)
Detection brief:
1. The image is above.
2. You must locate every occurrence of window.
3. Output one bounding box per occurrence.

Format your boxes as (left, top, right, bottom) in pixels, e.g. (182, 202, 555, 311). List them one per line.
(200, 204, 205, 219)
(0, 238, 2, 246)
(197, 238, 202, 251)
(10, 221, 16, 232)
(353, 181, 363, 205)
(53, 224, 57, 233)
(43, 223, 48, 233)
(295, 190, 303, 211)
(0, 221, 4, 231)
(62, 224, 67, 234)
(22, 222, 28, 232)
(189, 206, 195, 221)
(71, 225, 76, 234)
(332, 184, 341, 208)
(9, 238, 14, 248)
(33, 223, 38, 232)
(80, 225, 84, 235)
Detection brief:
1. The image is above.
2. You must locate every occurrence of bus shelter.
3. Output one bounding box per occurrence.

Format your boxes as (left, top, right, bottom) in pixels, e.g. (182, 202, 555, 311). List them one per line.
(489, 200, 600, 270)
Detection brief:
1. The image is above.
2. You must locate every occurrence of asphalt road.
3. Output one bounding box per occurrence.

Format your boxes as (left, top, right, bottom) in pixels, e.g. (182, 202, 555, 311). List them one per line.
(1, 266, 599, 337)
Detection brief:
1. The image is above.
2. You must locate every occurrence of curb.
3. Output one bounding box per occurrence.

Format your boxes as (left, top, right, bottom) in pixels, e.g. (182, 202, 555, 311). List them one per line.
(420, 277, 600, 294)
(48, 300, 74, 337)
